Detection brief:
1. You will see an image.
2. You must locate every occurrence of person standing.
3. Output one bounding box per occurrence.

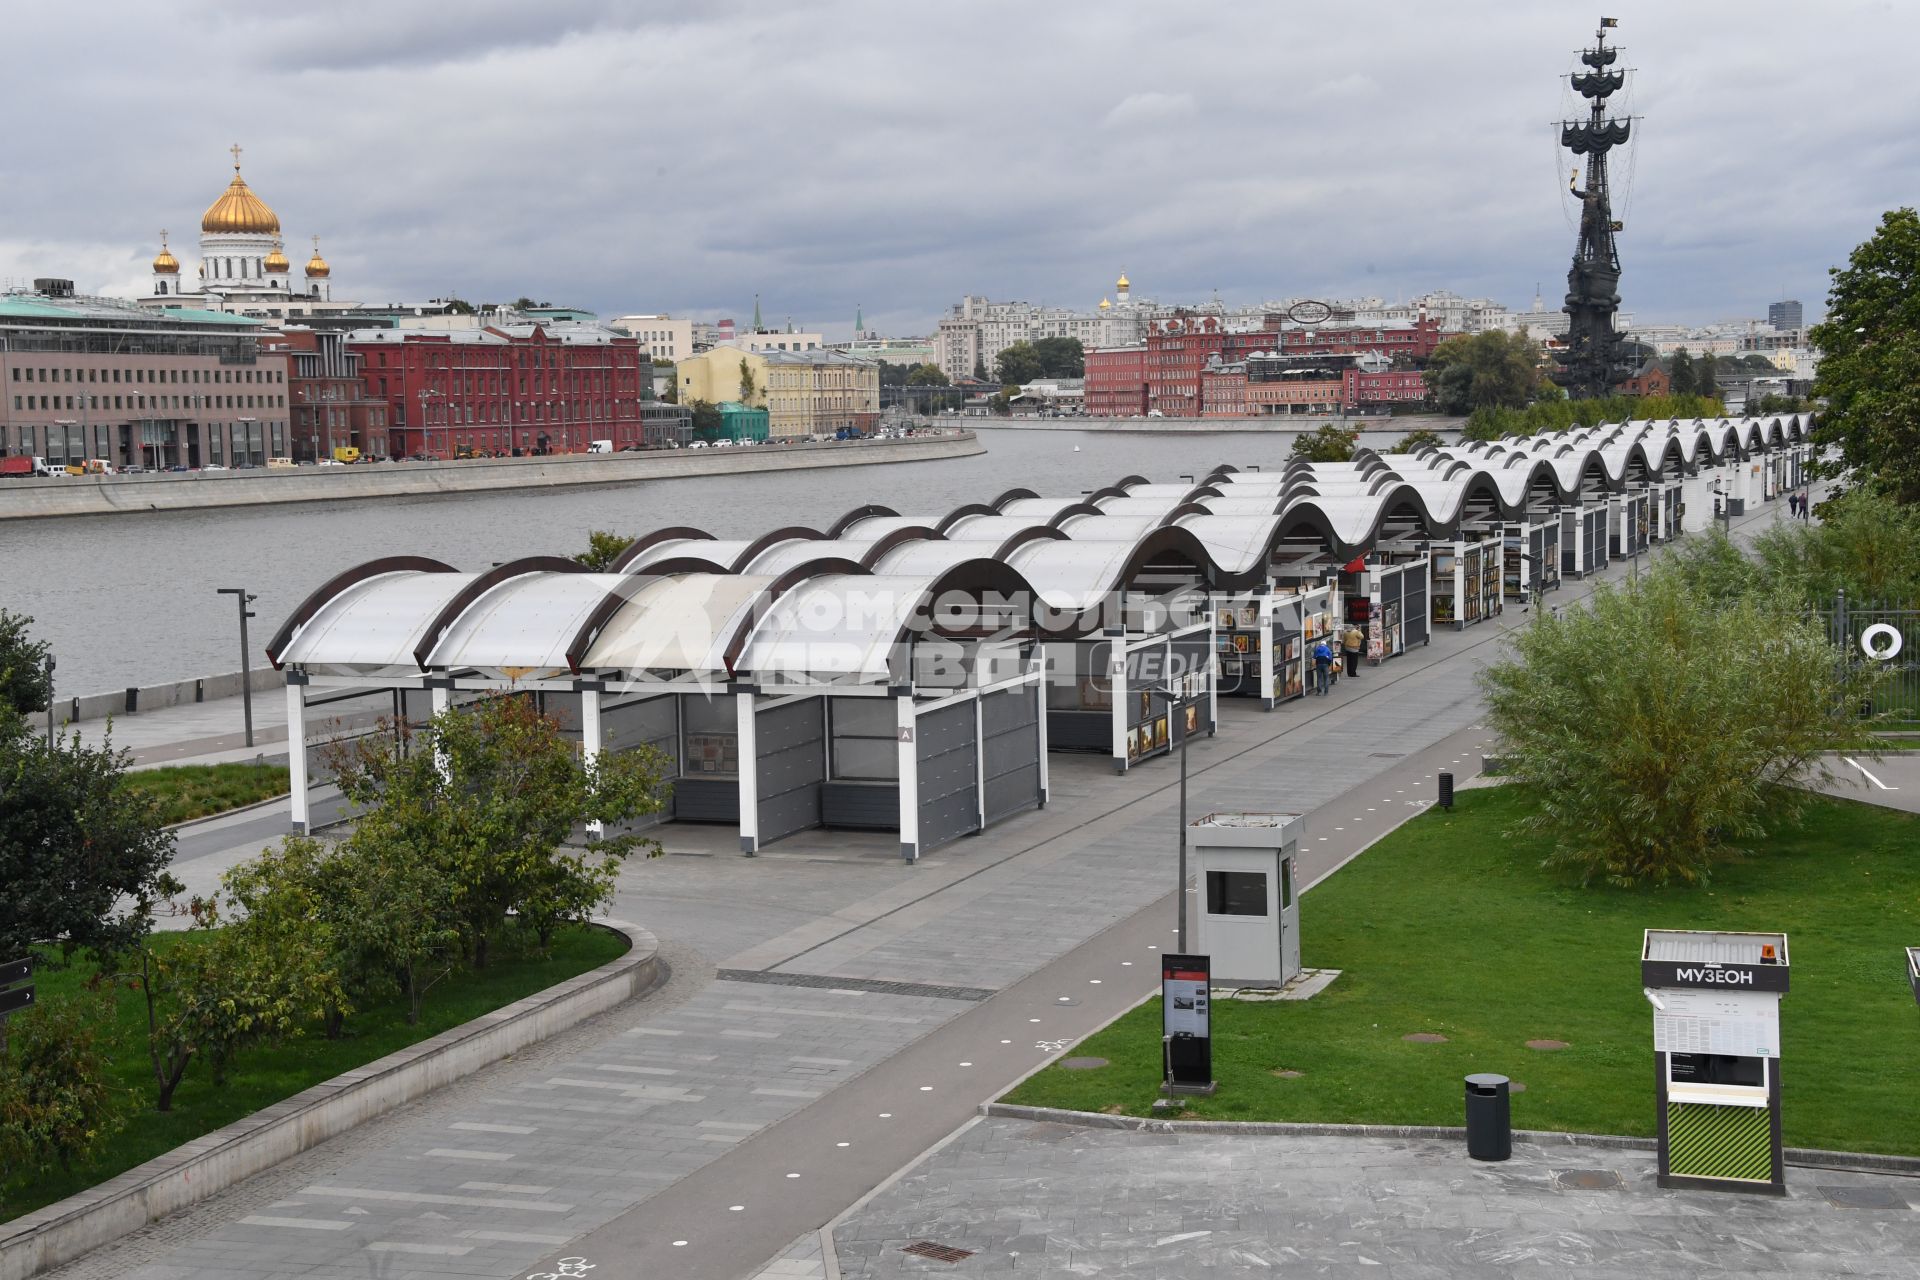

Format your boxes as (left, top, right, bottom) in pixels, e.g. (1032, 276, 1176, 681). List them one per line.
(1312, 638, 1335, 695)
(1341, 622, 1364, 678)
(1800, 487, 1812, 521)
(1787, 490, 1801, 519)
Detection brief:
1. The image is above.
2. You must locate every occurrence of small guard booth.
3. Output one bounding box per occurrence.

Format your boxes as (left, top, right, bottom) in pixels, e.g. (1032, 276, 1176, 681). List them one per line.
(1191, 812, 1302, 988)
(1642, 928, 1789, 1195)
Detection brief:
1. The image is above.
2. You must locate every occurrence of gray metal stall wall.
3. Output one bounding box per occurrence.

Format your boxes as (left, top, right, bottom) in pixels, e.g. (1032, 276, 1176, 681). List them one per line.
(600, 693, 680, 825)
(917, 699, 981, 853)
(1170, 632, 1215, 733)
(1045, 636, 1116, 752)
(822, 697, 901, 830)
(674, 692, 742, 823)
(981, 684, 1044, 823)
(1400, 563, 1431, 649)
(756, 697, 827, 847)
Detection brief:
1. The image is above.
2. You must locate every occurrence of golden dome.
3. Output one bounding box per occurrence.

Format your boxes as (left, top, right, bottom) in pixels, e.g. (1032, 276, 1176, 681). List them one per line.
(1098, 297, 1112, 310)
(305, 235, 330, 278)
(1116, 273, 1130, 289)
(152, 230, 179, 274)
(263, 240, 290, 274)
(201, 146, 281, 235)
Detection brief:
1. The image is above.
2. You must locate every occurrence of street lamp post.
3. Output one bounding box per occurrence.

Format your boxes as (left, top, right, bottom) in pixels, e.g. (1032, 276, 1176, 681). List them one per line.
(216, 588, 258, 747)
(1146, 684, 1193, 951)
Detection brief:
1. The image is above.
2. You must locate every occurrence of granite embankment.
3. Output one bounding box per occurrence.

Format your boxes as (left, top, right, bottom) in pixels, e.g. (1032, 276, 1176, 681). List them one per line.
(0, 431, 982, 520)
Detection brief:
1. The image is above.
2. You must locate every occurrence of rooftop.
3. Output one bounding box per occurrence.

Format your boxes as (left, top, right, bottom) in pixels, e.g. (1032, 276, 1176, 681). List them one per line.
(0, 292, 264, 328)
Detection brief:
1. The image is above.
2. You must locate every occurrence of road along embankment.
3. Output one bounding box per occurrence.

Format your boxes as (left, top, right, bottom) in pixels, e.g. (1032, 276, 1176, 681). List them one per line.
(0, 432, 982, 521)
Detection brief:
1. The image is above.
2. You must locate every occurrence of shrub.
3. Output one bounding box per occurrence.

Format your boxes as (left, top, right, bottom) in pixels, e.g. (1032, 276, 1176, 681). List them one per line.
(0, 993, 121, 1205)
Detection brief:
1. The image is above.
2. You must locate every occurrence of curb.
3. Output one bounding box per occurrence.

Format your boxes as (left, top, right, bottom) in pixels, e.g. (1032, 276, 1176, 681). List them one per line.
(161, 790, 295, 833)
(0, 919, 662, 1280)
(978, 1103, 1920, 1175)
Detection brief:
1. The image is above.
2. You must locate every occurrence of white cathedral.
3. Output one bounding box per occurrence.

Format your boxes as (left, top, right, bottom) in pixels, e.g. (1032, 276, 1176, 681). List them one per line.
(142, 146, 356, 318)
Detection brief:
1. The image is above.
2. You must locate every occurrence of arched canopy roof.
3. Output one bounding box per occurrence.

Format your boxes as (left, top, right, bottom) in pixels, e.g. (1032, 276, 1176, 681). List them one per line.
(268, 555, 457, 667)
(424, 572, 643, 673)
(581, 573, 776, 674)
(278, 569, 477, 670)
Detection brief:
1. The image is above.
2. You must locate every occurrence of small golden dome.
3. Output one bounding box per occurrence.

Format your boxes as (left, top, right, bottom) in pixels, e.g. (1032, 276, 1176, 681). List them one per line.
(305, 234, 330, 278)
(1098, 297, 1112, 310)
(152, 230, 179, 274)
(263, 240, 290, 274)
(1116, 273, 1130, 289)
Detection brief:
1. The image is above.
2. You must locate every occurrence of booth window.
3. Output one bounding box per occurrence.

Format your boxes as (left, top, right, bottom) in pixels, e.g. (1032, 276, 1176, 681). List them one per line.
(829, 698, 900, 781)
(1281, 859, 1293, 909)
(680, 695, 739, 778)
(1206, 870, 1267, 916)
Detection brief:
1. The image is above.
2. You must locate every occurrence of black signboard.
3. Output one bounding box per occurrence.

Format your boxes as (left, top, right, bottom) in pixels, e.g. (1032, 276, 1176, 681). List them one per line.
(1161, 953, 1212, 1092)
(0, 986, 34, 1017)
(1908, 948, 1920, 1009)
(0, 957, 30, 988)
(1641, 959, 1789, 994)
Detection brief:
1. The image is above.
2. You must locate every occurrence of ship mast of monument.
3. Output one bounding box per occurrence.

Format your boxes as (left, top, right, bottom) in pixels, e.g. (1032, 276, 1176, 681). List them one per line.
(1555, 16, 1634, 400)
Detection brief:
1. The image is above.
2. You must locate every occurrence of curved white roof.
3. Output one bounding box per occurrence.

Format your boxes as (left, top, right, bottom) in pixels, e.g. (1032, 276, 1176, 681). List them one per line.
(736, 573, 935, 680)
(582, 573, 774, 673)
(426, 573, 637, 671)
(281, 571, 475, 669)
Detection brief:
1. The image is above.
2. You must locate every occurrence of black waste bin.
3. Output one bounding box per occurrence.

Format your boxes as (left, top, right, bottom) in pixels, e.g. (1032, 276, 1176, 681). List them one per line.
(1464, 1073, 1511, 1162)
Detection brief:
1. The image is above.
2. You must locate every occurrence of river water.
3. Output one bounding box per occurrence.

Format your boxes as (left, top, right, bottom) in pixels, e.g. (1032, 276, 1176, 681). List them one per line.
(4, 426, 1324, 696)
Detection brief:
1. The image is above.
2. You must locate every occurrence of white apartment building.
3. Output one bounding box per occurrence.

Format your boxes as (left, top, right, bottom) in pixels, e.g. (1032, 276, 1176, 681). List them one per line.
(610, 314, 694, 362)
(937, 276, 1157, 380)
(725, 329, 825, 354)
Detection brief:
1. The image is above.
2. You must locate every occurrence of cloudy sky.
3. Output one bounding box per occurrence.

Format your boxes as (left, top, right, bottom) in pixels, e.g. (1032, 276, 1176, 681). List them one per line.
(0, 1, 1909, 339)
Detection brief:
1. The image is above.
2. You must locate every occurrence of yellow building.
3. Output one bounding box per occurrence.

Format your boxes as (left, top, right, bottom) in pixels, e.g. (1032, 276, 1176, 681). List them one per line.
(677, 347, 879, 439)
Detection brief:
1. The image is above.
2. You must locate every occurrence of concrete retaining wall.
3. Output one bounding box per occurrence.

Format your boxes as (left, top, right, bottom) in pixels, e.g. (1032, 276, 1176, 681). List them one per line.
(64, 667, 281, 725)
(0, 920, 661, 1280)
(0, 432, 981, 521)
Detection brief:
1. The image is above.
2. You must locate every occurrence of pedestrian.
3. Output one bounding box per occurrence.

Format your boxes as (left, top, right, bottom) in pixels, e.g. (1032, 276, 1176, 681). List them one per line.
(1787, 490, 1800, 519)
(1800, 488, 1812, 521)
(1312, 638, 1335, 695)
(1341, 621, 1364, 678)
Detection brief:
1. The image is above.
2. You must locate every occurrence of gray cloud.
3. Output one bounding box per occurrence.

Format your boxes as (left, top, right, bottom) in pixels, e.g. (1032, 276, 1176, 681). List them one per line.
(0, 0, 1910, 336)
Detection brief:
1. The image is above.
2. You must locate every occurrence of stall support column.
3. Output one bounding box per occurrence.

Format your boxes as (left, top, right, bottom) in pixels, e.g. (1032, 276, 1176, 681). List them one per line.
(285, 672, 309, 834)
(578, 684, 603, 837)
(429, 682, 452, 783)
(896, 693, 919, 862)
(1033, 670, 1050, 807)
(735, 690, 759, 855)
(973, 692, 987, 831)
(1108, 630, 1129, 774)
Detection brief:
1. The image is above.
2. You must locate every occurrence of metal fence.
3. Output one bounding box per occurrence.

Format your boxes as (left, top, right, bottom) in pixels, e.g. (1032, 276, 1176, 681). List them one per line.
(1821, 593, 1919, 724)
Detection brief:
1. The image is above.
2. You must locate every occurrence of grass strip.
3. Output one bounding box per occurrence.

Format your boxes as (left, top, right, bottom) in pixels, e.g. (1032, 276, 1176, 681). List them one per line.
(123, 762, 290, 825)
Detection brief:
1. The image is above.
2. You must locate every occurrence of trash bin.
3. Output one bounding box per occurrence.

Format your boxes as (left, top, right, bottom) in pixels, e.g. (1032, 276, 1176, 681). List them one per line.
(1464, 1073, 1511, 1162)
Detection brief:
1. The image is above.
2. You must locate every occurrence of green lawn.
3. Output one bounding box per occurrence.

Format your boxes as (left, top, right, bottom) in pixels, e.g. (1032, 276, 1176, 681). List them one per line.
(124, 762, 291, 825)
(1006, 788, 1920, 1155)
(1, 924, 628, 1223)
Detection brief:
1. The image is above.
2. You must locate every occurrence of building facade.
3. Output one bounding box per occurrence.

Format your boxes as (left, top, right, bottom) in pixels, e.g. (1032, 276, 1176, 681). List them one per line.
(1084, 345, 1148, 416)
(264, 329, 392, 461)
(611, 314, 694, 362)
(348, 323, 649, 458)
(677, 347, 879, 438)
(1768, 300, 1803, 333)
(2, 281, 289, 468)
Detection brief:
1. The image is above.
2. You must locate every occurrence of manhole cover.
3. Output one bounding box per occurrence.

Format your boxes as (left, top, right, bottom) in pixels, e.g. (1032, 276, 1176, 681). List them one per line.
(903, 1240, 976, 1263)
(1270, 1069, 1305, 1079)
(1402, 1032, 1448, 1044)
(1555, 1169, 1622, 1191)
(1526, 1039, 1570, 1051)
(1819, 1185, 1910, 1210)
(1060, 1056, 1109, 1070)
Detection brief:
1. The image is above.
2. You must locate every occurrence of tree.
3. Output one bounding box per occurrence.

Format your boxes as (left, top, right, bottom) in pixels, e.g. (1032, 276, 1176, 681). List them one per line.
(573, 530, 635, 571)
(1390, 428, 1446, 453)
(1030, 336, 1085, 378)
(987, 390, 1012, 416)
(1811, 207, 1920, 500)
(0, 718, 177, 962)
(687, 398, 723, 440)
(906, 363, 946, 387)
(1288, 425, 1358, 462)
(1424, 330, 1544, 414)
(218, 837, 361, 1039)
(1749, 488, 1920, 604)
(0, 610, 52, 719)
(994, 342, 1046, 387)
(1479, 562, 1880, 887)
(876, 360, 911, 387)
(971, 357, 988, 382)
(0, 992, 120, 1207)
(738, 358, 759, 405)
(326, 694, 667, 968)
(1694, 352, 1718, 400)
(334, 828, 465, 1026)
(1667, 348, 1696, 398)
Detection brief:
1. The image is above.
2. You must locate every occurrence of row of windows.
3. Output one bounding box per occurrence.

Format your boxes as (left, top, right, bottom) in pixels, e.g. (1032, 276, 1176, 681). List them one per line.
(12, 393, 286, 412)
(10, 365, 281, 384)
(370, 373, 635, 399)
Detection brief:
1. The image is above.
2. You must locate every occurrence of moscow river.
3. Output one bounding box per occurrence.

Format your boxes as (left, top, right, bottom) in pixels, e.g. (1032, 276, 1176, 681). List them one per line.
(6, 426, 1332, 696)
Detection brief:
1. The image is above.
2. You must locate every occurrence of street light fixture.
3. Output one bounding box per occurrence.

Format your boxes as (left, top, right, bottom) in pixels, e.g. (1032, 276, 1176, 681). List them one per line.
(215, 588, 258, 747)
(1144, 682, 1195, 952)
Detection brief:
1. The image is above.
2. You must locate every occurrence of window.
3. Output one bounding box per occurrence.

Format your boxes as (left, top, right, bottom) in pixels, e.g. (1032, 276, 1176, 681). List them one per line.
(1205, 870, 1267, 917)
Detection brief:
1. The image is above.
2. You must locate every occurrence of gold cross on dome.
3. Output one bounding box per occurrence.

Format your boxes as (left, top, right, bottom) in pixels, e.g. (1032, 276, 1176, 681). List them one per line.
(230, 143, 243, 171)
(159, 228, 168, 248)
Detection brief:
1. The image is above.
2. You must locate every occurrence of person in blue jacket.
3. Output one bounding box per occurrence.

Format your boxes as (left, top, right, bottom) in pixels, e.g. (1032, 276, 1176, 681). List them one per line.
(1312, 638, 1335, 695)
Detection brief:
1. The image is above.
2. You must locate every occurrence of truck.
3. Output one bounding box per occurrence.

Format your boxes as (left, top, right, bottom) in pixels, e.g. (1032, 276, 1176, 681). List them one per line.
(331, 445, 361, 464)
(586, 439, 613, 454)
(0, 456, 57, 478)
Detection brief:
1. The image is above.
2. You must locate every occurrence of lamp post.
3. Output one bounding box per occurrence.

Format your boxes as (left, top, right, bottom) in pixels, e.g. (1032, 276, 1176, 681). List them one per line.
(1145, 683, 1194, 952)
(215, 588, 257, 747)
(237, 416, 257, 468)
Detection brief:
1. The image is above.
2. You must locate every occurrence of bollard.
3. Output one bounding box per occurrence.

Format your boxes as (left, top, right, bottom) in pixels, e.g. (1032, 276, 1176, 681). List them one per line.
(1438, 771, 1454, 811)
(124, 686, 138, 714)
(1465, 1074, 1511, 1161)
(195, 677, 205, 704)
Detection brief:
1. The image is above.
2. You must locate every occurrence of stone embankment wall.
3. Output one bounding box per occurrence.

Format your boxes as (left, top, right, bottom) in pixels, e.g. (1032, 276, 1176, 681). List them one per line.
(0, 432, 982, 521)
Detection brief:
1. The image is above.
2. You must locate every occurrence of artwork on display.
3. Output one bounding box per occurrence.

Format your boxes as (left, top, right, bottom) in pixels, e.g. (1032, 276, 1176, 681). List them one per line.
(1127, 728, 1141, 762)
(686, 732, 739, 776)
(1218, 607, 1236, 629)
(1237, 605, 1260, 629)
(1136, 725, 1153, 756)
(1153, 716, 1169, 749)
(1223, 658, 1243, 678)
(1139, 691, 1154, 721)
(1184, 703, 1200, 736)
(1077, 678, 1111, 711)
(1231, 633, 1251, 654)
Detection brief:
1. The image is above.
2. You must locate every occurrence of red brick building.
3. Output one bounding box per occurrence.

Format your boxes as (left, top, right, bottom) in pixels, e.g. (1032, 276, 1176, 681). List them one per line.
(349, 323, 648, 458)
(1275, 316, 1443, 361)
(1084, 344, 1148, 416)
(1616, 359, 1671, 398)
(1199, 361, 1248, 417)
(264, 329, 392, 461)
(1347, 368, 1429, 405)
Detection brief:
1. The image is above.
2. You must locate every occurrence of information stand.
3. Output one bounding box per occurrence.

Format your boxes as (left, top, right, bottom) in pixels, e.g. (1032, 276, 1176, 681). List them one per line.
(1161, 953, 1215, 1095)
(1642, 928, 1789, 1195)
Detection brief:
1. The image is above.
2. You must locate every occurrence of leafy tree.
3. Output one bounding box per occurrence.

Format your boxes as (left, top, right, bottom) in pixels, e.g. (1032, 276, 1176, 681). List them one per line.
(971, 357, 988, 382)
(573, 530, 635, 571)
(987, 390, 1012, 416)
(1288, 425, 1358, 462)
(0, 718, 176, 962)
(1390, 428, 1447, 453)
(1749, 488, 1920, 604)
(335, 828, 465, 1026)
(326, 694, 667, 968)
(1811, 208, 1920, 501)
(0, 992, 120, 1206)
(1030, 336, 1085, 378)
(1667, 347, 1695, 398)
(738, 358, 759, 405)
(994, 342, 1046, 386)
(0, 610, 53, 719)
(876, 360, 912, 387)
(1480, 562, 1880, 887)
(1424, 330, 1543, 414)
(219, 837, 360, 1039)
(1695, 352, 1718, 400)
(687, 398, 723, 440)
(906, 363, 947, 387)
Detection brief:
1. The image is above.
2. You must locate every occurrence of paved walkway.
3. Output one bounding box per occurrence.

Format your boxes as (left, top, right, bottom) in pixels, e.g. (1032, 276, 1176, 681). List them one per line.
(819, 1116, 1920, 1279)
(44, 499, 1824, 1280)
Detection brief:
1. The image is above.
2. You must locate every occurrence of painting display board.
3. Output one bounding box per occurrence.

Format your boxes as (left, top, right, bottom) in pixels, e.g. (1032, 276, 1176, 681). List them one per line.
(1430, 535, 1503, 629)
(1160, 952, 1213, 1093)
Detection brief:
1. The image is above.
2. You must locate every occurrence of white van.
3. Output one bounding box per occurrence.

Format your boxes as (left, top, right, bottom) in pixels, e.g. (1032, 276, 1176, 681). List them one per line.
(586, 439, 614, 454)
